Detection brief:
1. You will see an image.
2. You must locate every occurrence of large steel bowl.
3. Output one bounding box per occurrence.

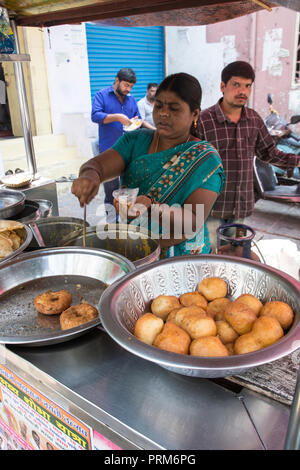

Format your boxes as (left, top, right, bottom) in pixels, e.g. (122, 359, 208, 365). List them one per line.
(99, 255, 300, 378)
(64, 224, 161, 267)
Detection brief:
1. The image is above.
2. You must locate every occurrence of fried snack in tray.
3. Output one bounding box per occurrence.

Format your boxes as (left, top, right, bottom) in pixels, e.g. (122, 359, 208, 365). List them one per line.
(34, 290, 72, 315)
(179, 292, 207, 310)
(134, 313, 164, 345)
(151, 295, 181, 320)
(224, 301, 257, 335)
(153, 322, 191, 355)
(60, 303, 98, 330)
(197, 277, 227, 301)
(190, 336, 229, 357)
(207, 297, 231, 320)
(133, 276, 295, 357)
(259, 300, 294, 330)
(235, 293, 263, 316)
(0, 219, 24, 258)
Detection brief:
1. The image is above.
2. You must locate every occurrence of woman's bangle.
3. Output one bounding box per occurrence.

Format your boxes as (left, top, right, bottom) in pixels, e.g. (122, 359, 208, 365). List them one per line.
(79, 167, 101, 183)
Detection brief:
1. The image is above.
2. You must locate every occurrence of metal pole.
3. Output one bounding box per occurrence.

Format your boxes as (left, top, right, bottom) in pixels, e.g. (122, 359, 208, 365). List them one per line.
(10, 19, 37, 177)
(284, 367, 300, 450)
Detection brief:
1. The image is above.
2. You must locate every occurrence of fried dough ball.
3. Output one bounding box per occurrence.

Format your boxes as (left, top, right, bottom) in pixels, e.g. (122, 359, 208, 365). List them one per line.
(225, 342, 234, 355)
(153, 322, 191, 355)
(225, 301, 257, 335)
(60, 303, 98, 330)
(176, 313, 217, 340)
(233, 333, 262, 355)
(179, 291, 208, 310)
(251, 316, 284, 347)
(151, 295, 181, 320)
(134, 313, 164, 345)
(190, 336, 229, 357)
(259, 301, 294, 330)
(216, 320, 239, 344)
(234, 316, 284, 355)
(174, 306, 207, 325)
(166, 308, 182, 323)
(207, 297, 231, 320)
(34, 290, 72, 315)
(197, 277, 227, 301)
(235, 293, 263, 316)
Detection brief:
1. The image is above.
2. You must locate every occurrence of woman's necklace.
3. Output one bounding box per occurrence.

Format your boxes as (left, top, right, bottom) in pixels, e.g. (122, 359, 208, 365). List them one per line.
(155, 134, 191, 153)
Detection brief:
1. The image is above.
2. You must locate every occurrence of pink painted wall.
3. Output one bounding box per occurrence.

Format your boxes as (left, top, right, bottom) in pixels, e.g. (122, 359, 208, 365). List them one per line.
(206, 7, 299, 126)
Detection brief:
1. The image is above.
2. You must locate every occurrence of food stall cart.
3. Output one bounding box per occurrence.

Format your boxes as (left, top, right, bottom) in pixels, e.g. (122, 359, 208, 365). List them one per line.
(0, 0, 299, 451)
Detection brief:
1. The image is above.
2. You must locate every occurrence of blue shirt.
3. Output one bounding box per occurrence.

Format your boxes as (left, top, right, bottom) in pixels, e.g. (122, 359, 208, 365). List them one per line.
(91, 85, 141, 152)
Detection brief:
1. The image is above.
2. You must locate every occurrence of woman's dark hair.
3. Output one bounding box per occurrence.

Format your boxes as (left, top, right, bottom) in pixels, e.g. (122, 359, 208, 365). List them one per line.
(221, 61, 255, 85)
(116, 68, 136, 84)
(155, 73, 202, 137)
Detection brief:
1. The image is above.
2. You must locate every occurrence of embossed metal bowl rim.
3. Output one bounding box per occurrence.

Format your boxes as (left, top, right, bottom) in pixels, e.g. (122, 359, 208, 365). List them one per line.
(0, 224, 33, 266)
(99, 254, 300, 374)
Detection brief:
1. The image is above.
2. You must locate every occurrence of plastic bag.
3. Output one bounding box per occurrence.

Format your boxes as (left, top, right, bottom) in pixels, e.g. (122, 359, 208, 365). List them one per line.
(0, 8, 15, 54)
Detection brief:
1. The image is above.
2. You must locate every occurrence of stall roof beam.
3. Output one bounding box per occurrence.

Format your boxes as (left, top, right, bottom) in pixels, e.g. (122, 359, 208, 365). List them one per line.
(1, 0, 278, 27)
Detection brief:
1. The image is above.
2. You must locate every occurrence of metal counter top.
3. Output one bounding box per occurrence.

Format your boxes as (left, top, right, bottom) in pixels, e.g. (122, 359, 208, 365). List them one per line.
(3, 328, 290, 450)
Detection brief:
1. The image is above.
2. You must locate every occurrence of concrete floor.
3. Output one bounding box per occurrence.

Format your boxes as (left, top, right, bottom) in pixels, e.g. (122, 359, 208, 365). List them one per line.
(57, 184, 300, 279)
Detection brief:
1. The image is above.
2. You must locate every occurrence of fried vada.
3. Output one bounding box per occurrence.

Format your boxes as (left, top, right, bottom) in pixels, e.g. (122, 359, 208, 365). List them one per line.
(176, 313, 217, 340)
(235, 293, 263, 316)
(259, 301, 294, 330)
(179, 291, 207, 310)
(207, 297, 231, 320)
(34, 290, 72, 315)
(190, 336, 229, 357)
(151, 295, 181, 320)
(197, 277, 227, 301)
(215, 320, 239, 344)
(153, 321, 191, 355)
(225, 301, 257, 335)
(134, 313, 164, 345)
(60, 303, 98, 330)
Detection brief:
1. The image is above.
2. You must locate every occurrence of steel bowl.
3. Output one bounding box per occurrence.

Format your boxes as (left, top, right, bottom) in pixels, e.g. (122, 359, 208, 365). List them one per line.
(64, 224, 161, 267)
(99, 254, 300, 378)
(28, 216, 89, 248)
(0, 189, 26, 219)
(0, 247, 135, 346)
(0, 224, 33, 266)
(32, 199, 53, 218)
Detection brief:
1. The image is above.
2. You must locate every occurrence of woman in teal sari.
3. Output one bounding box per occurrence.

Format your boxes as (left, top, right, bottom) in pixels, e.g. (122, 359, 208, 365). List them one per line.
(72, 73, 225, 256)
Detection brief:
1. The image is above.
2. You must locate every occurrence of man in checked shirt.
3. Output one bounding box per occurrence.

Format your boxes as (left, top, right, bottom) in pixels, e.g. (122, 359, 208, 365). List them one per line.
(198, 60, 300, 253)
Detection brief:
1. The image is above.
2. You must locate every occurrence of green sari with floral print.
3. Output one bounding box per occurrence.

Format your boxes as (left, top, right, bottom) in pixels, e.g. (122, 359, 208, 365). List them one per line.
(112, 129, 225, 257)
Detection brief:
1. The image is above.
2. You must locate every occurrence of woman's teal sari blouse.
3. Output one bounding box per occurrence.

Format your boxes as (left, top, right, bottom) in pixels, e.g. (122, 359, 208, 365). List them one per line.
(112, 129, 225, 256)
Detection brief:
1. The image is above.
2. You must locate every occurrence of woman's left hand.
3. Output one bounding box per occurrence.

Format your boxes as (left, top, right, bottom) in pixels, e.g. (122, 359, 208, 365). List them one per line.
(114, 195, 152, 219)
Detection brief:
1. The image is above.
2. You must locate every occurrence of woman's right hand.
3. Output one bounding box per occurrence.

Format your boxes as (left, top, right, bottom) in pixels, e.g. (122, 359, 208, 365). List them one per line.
(71, 176, 100, 207)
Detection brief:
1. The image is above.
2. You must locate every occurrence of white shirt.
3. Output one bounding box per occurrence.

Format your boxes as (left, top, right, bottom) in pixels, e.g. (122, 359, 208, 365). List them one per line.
(137, 96, 155, 127)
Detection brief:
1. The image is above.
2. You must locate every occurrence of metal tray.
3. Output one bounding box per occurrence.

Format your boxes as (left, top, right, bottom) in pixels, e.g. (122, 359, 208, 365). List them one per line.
(99, 254, 300, 378)
(0, 247, 135, 346)
(0, 189, 26, 219)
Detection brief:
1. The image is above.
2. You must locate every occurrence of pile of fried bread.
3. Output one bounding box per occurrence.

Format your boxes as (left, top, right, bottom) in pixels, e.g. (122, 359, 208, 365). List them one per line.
(134, 277, 295, 356)
(0, 220, 25, 259)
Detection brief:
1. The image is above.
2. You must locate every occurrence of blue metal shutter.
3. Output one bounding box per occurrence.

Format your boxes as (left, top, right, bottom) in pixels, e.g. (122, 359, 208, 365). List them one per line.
(85, 24, 165, 102)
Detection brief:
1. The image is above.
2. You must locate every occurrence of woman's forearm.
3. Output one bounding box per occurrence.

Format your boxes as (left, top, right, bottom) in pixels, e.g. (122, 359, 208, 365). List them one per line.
(79, 149, 125, 183)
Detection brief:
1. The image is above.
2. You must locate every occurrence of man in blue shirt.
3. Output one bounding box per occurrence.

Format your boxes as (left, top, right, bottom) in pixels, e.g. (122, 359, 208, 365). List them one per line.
(91, 68, 141, 210)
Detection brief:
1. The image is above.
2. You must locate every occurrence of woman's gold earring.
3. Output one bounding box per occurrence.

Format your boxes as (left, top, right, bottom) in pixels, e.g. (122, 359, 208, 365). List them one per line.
(194, 120, 197, 128)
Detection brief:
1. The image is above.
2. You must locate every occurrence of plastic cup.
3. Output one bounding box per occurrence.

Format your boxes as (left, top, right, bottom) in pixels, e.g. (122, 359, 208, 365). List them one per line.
(112, 187, 139, 208)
